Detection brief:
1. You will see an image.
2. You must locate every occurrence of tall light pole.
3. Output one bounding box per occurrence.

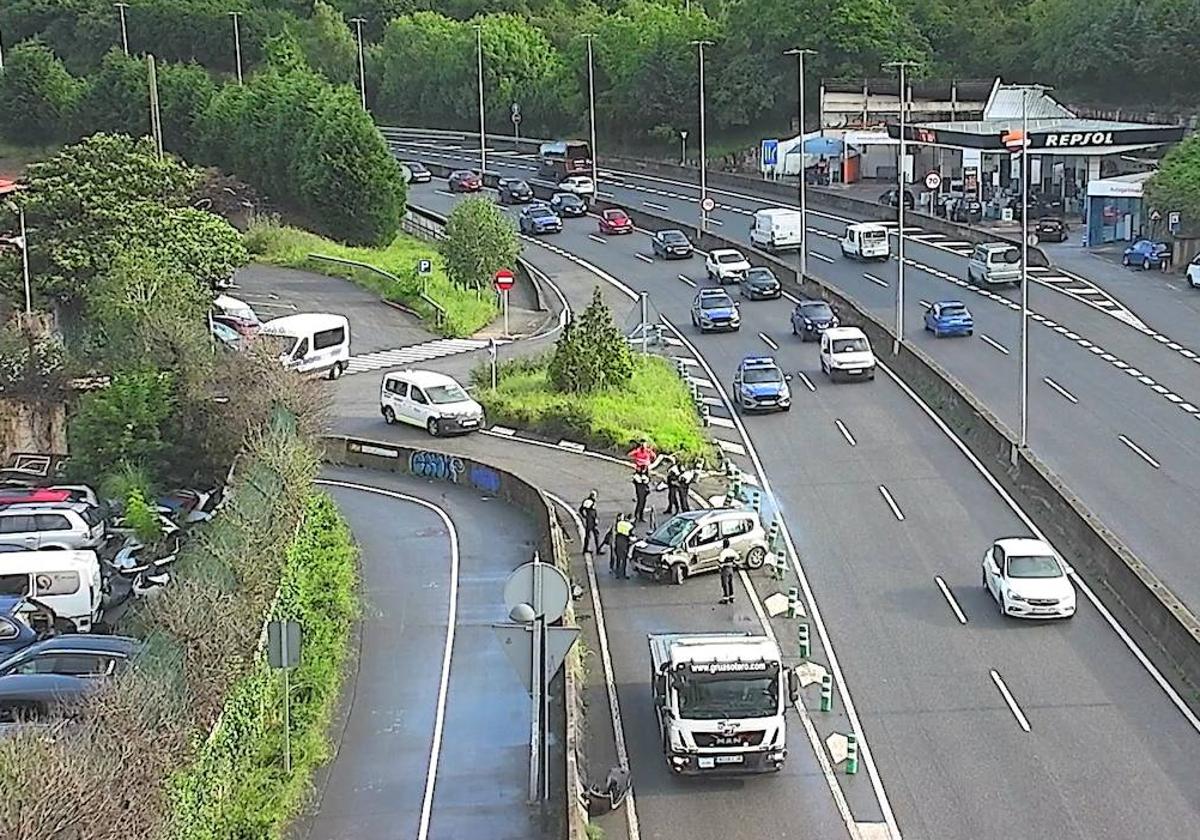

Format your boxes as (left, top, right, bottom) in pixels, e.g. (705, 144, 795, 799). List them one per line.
(0, 209, 32, 315)
(785, 48, 816, 277)
(114, 3, 130, 56)
(350, 17, 367, 111)
(680, 130, 688, 165)
(229, 12, 243, 85)
(475, 25, 486, 175)
(883, 59, 918, 353)
(691, 39, 714, 232)
(582, 33, 598, 195)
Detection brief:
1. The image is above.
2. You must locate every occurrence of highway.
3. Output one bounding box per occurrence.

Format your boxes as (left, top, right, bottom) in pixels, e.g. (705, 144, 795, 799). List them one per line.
(390, 135, 1200, 624)
(371, 180, 1200, 840)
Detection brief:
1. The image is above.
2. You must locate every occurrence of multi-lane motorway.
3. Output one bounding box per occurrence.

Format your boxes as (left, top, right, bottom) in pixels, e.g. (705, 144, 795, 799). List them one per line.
(357, 167, 1200, 840)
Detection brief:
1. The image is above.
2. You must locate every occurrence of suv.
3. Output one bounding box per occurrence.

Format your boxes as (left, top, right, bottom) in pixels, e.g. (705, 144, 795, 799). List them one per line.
(498, 178, 534, 205)
(518, 204, 563, 235)
(733, 356, 791, 412)
(380, 369, 484, 436)
(0, 503, 105, 551)
(820, 326, 876, 382)
(790, 298, 838, 342)
(690, 289, 740, 332)
(967, 243, 1021, 287)
(705, 248, 751, 284)
(632, 509, 770, 585)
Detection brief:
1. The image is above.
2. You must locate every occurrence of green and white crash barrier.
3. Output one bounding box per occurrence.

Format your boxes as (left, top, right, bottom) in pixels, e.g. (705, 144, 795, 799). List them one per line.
(845, 732, 858, 775)
(767, 517, 781, 551)
(820, 673, 833, 712)
(787, 586, 800, 618)
(797, 622, 810, 659)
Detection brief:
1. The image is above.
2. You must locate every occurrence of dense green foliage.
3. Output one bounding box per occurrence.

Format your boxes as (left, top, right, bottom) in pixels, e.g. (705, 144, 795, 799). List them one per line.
(549, 287, 633, 394)
(0, 40, 83, 145)
(439, 195, 521, 291)
(1147, 133, 1200, 235)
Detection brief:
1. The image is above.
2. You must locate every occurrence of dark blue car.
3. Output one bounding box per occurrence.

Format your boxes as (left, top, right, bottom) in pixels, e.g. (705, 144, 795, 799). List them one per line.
(923, 300, 974, 338)
(518, 204, 563, 235)
(790, 298, 838, 342)
(0, 596, 41, 658)
(1122, 239, 1170, 270)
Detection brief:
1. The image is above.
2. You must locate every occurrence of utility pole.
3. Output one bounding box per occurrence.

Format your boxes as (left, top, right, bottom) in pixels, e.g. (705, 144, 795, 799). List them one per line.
(115, 3, 130, 56)
(147, 54, 163, 159)
(583, 33, 598, 196)
(691, 39, 714, 232)
(883, 59, 918, 353)
(475, 25, 486, 175)
(785, 48, 816, 278)
(680, 130, 688, 166)
(229, 12, 243, 85)
(350, 17, 367, 111)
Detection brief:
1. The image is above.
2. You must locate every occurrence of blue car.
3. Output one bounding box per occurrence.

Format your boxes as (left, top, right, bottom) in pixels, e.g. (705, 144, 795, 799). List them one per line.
(518, 204, 562, 235)
(690, 289, 740, 332)
(1122, 239, 1170, 270)
(733, 356, 791, 412)
(923, 300, 974, 338)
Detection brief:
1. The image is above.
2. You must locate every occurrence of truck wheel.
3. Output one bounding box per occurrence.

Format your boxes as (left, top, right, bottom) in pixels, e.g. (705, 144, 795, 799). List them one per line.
(745, 546, 766, 569)
(670, 563, 686, 585)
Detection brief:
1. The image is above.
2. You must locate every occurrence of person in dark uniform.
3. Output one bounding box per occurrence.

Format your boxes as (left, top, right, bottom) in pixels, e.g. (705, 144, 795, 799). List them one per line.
(678, 462, 697, 513)
(579, 490, 603, 554)
(665, 458, 682, 515)
(632, 466, 651, 523)
(612, 515, 634, 579)
(718, 539, 738, 604)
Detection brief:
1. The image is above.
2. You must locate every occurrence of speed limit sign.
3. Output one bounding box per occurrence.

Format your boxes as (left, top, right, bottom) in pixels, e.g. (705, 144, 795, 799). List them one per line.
(924, 171, 942, 190)
(701, 197, 716, 212)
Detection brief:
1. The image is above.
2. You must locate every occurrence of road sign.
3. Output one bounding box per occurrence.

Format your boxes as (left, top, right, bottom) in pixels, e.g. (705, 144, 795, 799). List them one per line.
(503, 560, 570, 623)
(493, 622, 580, 694)
(267, 619, 301, 669)
(1169, 211, 1181, 233)
(512, 112, 522, 125)
(701, 196, 716, 213)
(511, 102, 520, 116)
(924, 171, 942, 190)
(494, 267, 515, 292)
(761, 139, 779, 167)
(416, 258, 431, 275)
(1150, 209, 1162, 221)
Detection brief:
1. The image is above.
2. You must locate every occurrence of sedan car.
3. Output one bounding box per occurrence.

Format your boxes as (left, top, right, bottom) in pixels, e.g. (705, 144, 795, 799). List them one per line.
(402, 160, 432, 183)
(879, 188, 915, 209)
(650, 229, 693, 259)
(598, 209, 633, 235)
(497, 178, 534, 205)
(690, 289, 740, 332)
(739, 266, 781, 300)
(790, 298, 838, 342)
(210, 320, 243, 351)
(1188, 253, 1200, 289)
(923, 300, 974, 337)
(448, 170, 483, 192)
(0, 635, 141, 722)
(733, 356, 791, 412)
(549, 192, 587, 218)
(1122, 239, 1170, 270)
(558, 175, 595, 197)
(1034, 216, 1069, 243)
(518, 204, 562, 235)
(982, 537, 1076, 619)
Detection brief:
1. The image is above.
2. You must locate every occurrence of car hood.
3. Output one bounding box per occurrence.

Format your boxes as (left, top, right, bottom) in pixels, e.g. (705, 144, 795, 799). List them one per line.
(746, 277, 779, 288)
(700, 305, 737, 317)
(1007, 576, 1073, 601)
(716, 260, 751, 272)
(530, 215, 560, 225)
(436, 398, 484, 416)
(744, 381, 785, 396)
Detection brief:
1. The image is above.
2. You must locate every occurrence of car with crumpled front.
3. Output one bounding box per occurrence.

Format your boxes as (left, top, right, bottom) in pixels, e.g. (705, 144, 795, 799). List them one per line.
(632, 509, 769, 585)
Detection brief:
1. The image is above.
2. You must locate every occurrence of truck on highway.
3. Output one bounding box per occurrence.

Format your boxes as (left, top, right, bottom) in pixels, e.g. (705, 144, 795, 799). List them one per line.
(648, 632, 798, 775)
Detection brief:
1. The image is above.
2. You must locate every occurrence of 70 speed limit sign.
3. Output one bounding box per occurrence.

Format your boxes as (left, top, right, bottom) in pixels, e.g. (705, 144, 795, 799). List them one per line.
(924, 171, 942, 190)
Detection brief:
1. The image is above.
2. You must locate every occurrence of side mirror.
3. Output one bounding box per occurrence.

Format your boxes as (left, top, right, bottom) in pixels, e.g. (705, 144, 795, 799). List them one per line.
(787, 668, 800, 703)
(1063, 564, 1075, 576)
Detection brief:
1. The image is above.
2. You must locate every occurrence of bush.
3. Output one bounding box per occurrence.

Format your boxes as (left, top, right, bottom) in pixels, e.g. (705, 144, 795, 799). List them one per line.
(0, 40, 82, 145)
(67, 369, 177, 481)
(124, 487, 163, 545)
(439, 195, 521, 291)
(548, 287, 632, 393)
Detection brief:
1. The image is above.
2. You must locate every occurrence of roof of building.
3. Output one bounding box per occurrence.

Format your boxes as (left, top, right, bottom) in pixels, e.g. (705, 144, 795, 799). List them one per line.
(983, 80, 1076, 120)
(823, 78, 994, 101)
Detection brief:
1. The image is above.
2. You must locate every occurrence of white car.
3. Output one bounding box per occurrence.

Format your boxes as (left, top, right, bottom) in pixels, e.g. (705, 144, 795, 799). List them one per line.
(819, 326, 876, 381)
(982, 537, 1076, 619)
(1187, 253, 1200, 288)
(705, 248, 751, 284)
(380, 369, 484, 436)
(558, 175, 595, 197)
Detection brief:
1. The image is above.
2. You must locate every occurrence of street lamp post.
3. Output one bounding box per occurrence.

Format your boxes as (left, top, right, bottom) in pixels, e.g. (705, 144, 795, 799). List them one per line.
(115, 3, 130, 55)
(785, 48, 816, 278)
(350, 18, 367, 111)
(680, 130, 688, 165)
(475, 25, 486, 175)
(0, 199, 32, 315)
(883, 59, 918, 353)
(691, 39, 714, 232)
(583, 34, 598, 196)
(229, 12, 243, 86)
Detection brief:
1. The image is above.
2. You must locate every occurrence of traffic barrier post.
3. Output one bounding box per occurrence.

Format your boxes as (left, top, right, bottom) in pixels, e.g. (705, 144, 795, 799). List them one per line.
(820, 673, 833, 712)
(798, 622, 810, 658)
(846, 732, 858, 775)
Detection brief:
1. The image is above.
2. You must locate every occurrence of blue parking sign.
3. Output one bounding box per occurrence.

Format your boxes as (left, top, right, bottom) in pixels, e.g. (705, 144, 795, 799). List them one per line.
(761, 139, 779, 167)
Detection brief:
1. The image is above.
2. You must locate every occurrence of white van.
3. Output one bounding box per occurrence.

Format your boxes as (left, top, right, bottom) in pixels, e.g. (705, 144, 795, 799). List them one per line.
(840, 223, 890, 261)
(260, 313, 351, 380)
(380, 369, 484, 436)
(749, 208, 804, 252)
(819, 326, 876, 382)
(0, 549, 103, 632)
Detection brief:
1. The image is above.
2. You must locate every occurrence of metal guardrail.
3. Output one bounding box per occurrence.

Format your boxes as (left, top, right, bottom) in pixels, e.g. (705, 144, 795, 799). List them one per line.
(306, 252, 446, 328)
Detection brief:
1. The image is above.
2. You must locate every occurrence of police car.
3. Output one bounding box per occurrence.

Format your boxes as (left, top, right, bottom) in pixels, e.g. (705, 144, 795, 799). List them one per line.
(732, 356, 791, 412)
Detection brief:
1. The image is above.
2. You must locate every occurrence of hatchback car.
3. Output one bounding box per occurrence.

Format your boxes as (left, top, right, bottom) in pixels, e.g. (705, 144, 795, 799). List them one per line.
(650, 229, 693, 259)
(558, 175, 595, 197)
(967, 242, 1021, 287)
(549, 192, 587, 218)
(497, 178, 534, 205)
(631, 509, 769, 585)
(923, 300, 974, 337)
(790, 299, 838, 341)
(690, 289, 740, 332)
(1122, 239, 1170, 270)
(738, 267, 781, 300)
(598, 209, 633, 235)
(0, 503, 105, 551)
(448, 170, 483, 192)
(0, 635, 141, 722)
(402, 160, 432, 183)
(1188, 253, 1200, 289)
(518, 204, 563, 235)
(380, 369, 484, 436)
(1034, 216, 1069, 243)
(733, 356, 791, 412)
(819, 327, 876, 382)
(982, 537, 1076, 619)
(879, 188, 915, 209)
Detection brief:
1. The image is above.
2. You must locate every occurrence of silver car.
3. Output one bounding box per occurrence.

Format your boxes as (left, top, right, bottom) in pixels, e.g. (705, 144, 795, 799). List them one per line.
(0, 503, 106, 551)
(967, 243, 1021, 287)
(632, 508, 769, 584)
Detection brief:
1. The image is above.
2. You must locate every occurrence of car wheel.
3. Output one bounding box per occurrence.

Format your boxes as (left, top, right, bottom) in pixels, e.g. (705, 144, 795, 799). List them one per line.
(1122, 255, 1130, 266)
(745, 546, 766, 570)
(791, 321, 797, 336)
(383, 406, 396, 425)
(327, 361, 345, 380)
(1142, 257, 1151, 270)
(821, 359, 830, 377)
(670, 563, 686, 585)
(982, 568, 989, 590)
(427, 417, 440, 437)
(933, 326, 941, 339)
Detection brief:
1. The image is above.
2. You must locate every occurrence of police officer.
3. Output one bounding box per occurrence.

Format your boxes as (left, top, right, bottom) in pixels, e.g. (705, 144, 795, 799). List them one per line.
(579, 490, 603, 554)
(678, 462, 698, 513)
(718, 539, 739, 604)
(631, 466, 651, 523)
(612, 514, 634, 579)
(665, 458, 682, 515)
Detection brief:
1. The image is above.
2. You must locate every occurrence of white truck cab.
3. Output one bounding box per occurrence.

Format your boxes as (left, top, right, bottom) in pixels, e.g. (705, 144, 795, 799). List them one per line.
(648, 632, 798, 775)
(840, 223, 890, 261)
(749, 208, 804, 252)
(259, 313, 351, 380)
(820, 326, 876, 381)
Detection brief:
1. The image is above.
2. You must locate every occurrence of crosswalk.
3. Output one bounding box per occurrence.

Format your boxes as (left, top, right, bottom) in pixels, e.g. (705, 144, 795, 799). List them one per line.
(344, 338, 488, 375)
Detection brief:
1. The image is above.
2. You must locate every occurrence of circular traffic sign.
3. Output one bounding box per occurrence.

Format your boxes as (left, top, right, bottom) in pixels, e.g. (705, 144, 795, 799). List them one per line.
(924, 171, 942, 190)
(493, 267, 515, 292)
(511, 112, 522, 125)
(503, 561, 570, 624)
(1027, 233, 1039, 247)
(701, 197, 716, 212)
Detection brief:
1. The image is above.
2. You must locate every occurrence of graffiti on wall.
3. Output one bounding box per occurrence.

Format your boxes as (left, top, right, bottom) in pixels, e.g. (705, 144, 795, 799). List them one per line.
(409, 451, 464, 483)
(469, 464, 501, 494)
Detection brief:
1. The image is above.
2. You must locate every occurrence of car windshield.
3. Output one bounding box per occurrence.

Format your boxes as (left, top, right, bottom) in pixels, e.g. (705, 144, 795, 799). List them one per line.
(939, 304, 968, 317)
(648, 516, 694, 547)
(1007, 554, 1062, 578)
(606, 211, 627, 220)
(742, 367, 781, 384)
(661, 231, 687, 243)
(509, 181, 529, 191)
(800, 302, 832, 319)
(717, 252, 745, 264)
(531, 208, 554, 218)
(558, 193, 582, 204)
(831, 337, 868, 353)
(746, 269, 775, 283)
(701, 295, 733, 309)
(677, 674, 779, 720)
(408, 162, 427, 172)
(425, 384, 469, 404)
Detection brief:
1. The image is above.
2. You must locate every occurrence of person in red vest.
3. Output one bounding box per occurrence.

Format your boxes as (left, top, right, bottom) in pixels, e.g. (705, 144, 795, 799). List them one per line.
(628, 439, 656, 470)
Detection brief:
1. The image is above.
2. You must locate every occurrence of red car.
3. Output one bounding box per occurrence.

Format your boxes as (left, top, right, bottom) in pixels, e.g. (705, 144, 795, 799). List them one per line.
(448, 170, 483, 192)
(598, 209, 633, 235)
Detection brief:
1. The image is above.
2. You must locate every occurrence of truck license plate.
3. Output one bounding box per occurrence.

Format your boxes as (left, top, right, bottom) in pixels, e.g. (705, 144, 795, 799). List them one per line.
(716, 755, 744, 764)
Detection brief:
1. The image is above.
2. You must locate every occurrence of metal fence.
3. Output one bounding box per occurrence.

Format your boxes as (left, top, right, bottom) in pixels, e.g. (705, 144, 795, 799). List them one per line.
(307, 253, 446, 329)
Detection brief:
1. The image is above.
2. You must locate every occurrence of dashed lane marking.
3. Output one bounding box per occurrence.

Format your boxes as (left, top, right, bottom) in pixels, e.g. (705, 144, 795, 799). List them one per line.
(979, 334, 1010, 355)
(1117, 434, 1161, 469)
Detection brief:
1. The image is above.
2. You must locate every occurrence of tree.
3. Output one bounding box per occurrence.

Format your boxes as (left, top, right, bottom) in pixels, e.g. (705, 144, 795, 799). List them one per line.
(0, 40, 83, 145)
(157, 61, 219, 159)
(439, 196, 520, 289)
(72, 49, 150, 139)
(548, 287, 632, 393)
(67, 368, 178, 480)
(1147, 133, 1200, 236)
(297, 0, 358, 85)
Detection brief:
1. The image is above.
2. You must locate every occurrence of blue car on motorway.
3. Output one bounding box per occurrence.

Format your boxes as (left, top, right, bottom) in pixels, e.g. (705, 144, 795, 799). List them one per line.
(733, 356, 791, 412)
(1122, 239, 1170, 270)
(690, 289, 740, 332)
(923, 300, 974, 338)
(518, 204, 562, 235)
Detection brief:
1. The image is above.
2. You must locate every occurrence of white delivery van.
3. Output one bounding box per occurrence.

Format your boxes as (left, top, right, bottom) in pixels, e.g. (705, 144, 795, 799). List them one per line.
(749, 208, 804, 252)
(260, 313, 351, 380)
(840, 223, 890, 261)
(380, 369, 484, 436)
(0, 549, 103, 632)
(819, 326, 877, 382)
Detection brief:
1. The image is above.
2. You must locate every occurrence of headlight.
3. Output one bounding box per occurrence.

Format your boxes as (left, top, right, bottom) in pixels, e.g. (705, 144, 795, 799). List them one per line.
(1008, 591, 1026, 602)
(670, 727, 685, 751)
(803, 318, 813, 326)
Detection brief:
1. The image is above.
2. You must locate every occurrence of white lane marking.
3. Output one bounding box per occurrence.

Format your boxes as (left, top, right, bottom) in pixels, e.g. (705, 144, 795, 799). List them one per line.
(715, 438, 747, 456)
(557, 440, 587, 452)
(677, 274, 697, 287)
(643, 201, 670, 211)
(1042, 377, 1079, 404)
(489, 426, 516, 436)
(934, 576, 968, 625)
(588, 234, 606, 244)
(809, 251, 835, 264)
(878, 485, 905, 521)
(597, 191, 615, 199)
(545, 493, 642, 840)
(635, 253, 654, 264)
(759, 332, 779, 351)
(863, 273, 890, 288)
(979, 334, 1010, 355)
(1117, 434, 1161, 469)
(835, 419, 857, 447)
(782, 290, 801, 304)
(690, 377, 715, 389)
(796, 371, 816, 392)
(315, 480, 460, 840)
(434, 189, 455, 197)
(706, 217, 724, 226)
(990, 670, 1031, 733)
(708, 415, 736, 429)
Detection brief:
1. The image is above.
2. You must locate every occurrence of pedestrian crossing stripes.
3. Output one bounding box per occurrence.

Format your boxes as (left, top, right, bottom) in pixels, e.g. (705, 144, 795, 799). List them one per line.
(343, 338, 488, 375)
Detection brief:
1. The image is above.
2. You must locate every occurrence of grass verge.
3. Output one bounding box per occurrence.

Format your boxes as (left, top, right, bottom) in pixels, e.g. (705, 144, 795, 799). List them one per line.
(474, 353, 713, 463)
(245, 218, 497, 338)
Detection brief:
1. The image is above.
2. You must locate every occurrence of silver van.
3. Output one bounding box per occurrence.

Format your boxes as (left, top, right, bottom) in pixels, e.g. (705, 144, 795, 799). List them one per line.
(632, 508, 769, 584)
(0, 503, 106, 552)
(967, 242, 1022, 287)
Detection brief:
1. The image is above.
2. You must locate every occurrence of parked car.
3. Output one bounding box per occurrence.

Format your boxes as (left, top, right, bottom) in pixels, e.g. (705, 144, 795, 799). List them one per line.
(0, 486, 97, 510)
(950, 198, 984, 223)
(982, 537, 1076, 619)
(1188, 253, 1200, 289)
(705, 248, 751, 284)
(879, 188, 915, 209)
(0, 596, 55, 659)
(0, 550, 103, 632)
(0, 635, 141, 723)
(448, 170, 483, 192)
(1122, 239, 1170, 270)
(631, 509, 770, 584)
(210, 320, 242, 351)
(923, 300, 974, 338)
(497, 178, 534, 205)
(403, 160, 432, 183)
(549, 192, 587, 218)
(650, 229, 694, 259)
(1034, 216, 1069, 243)
(598, 209, 633, 235)
(732, 356, 791, 412)
(380, 369, 484, 436)
(690, 289, 740, 333)
(211, 294, 261, 338)
(790, 298, 838, 342)
(819, 326, 876, 382)
(967, 242, 1021, 287)
(738, 267, 781, 300)
(558, 175, 595, 197)
(0, 502, 105, 551)
(519, 204, 563, 235)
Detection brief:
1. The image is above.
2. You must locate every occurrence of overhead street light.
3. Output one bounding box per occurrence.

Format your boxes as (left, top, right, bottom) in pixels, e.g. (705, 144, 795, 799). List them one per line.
(350, 17, 367, 111)
(581, 33, 599, 197)
(229, 12, 243, 86)
(0, 184, 33, 315)
(784, 48, 817, 278)
(691, 39, 715, 232)
(114, 3, 130, 56)
(475, 24, 486, 175)
(883, 59, 919, 353)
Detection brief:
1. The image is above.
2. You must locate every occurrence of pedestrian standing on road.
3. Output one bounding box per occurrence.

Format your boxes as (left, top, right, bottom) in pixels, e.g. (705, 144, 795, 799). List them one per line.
(579, 490, 603, 555)
(718, 539, 738, 604)
(678, 462, 698, 513)
(629, 439, 656, 470)
(665, 458, 682, 515)
(612, 515, 634, 579)
(632, 466, 651, 523)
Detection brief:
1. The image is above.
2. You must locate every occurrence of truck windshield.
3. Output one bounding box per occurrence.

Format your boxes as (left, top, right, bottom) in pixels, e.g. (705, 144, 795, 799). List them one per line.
(677, 675, 779, 719)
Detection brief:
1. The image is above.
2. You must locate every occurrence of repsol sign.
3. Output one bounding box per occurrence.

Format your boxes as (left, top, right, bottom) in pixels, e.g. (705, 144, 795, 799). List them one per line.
(1043, 131, 1114, 147)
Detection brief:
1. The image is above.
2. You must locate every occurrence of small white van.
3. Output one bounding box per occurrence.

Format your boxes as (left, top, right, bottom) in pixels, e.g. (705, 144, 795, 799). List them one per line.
(840, 223, 890, 261)
(380, 369, 485, 436)
(819, 326, 876, 382)
(0, 549, 103, 632)
(260, 313, 351, 380)
(749, 208, 804, 252)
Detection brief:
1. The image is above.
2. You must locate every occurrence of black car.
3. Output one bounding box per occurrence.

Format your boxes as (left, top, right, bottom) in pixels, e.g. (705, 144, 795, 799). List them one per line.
(651, 229, 694, 259)
(549, 192, 587, 217)
(1034, 216, 1069, 243)
(498, 178, 534, 205)
(739, 266, 781, 300)
(0, 635, 141, 721)
(790, 299, 839, 342)
(403, 160, 431, 183)
(879, 188, 915, 209)
(950, 198, 983, 223)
